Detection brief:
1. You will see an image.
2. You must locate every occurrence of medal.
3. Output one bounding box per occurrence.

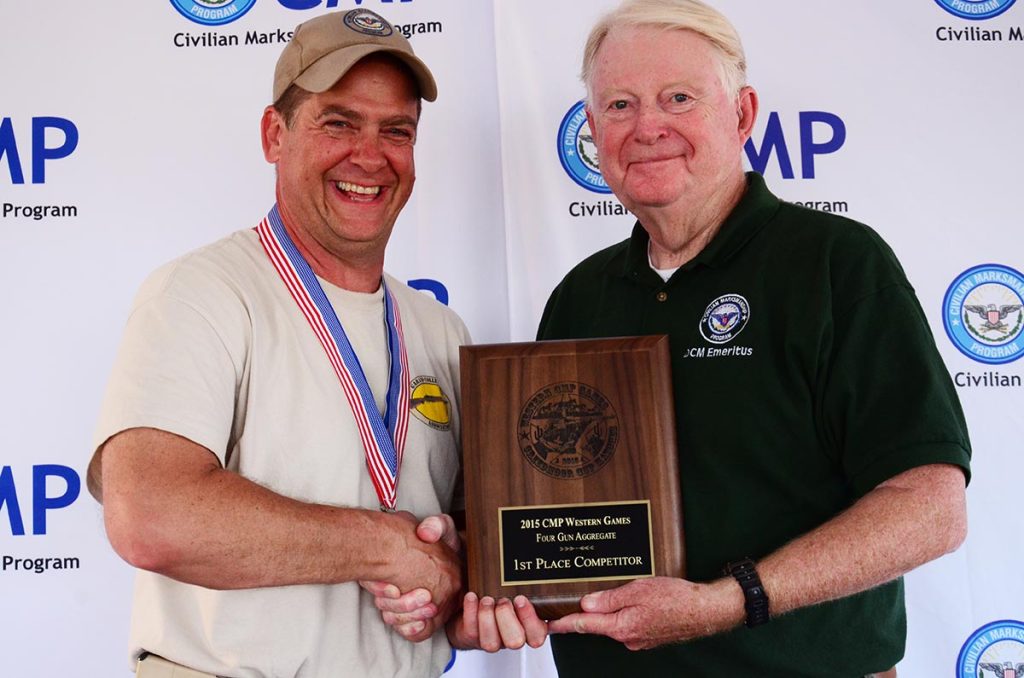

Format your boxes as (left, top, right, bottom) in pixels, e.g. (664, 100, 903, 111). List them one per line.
(256, 205, 410, 510)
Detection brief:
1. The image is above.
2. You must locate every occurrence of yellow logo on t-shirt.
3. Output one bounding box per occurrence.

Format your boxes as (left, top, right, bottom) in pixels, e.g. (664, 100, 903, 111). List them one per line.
(410, 376, 451, 431)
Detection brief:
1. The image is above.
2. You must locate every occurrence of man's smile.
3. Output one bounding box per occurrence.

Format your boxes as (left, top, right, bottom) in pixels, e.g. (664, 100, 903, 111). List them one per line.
(334, 180, 385, 202)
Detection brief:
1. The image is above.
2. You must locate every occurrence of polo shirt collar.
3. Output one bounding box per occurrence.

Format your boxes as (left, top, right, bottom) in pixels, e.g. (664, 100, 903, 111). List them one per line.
(614, 172, 781, 280)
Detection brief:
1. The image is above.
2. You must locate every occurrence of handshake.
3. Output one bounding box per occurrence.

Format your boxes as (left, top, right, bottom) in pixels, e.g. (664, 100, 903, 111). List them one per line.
(360, 512, 549, 652)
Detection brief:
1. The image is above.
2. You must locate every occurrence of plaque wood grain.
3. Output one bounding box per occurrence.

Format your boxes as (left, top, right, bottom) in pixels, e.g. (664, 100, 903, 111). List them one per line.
(459, 336, 683, 619)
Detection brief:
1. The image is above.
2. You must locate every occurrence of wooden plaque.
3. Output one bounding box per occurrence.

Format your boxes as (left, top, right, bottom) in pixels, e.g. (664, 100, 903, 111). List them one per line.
(459, 336, 684, 619)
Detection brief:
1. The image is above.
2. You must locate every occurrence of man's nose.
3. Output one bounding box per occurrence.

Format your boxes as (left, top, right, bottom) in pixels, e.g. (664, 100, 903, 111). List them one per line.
(349, 130, 388, 172)
(633, 104, 670, 144)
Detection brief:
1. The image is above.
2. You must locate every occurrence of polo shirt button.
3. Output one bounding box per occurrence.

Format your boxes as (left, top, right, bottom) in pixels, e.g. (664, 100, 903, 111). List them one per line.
(656, 291, 668, 302)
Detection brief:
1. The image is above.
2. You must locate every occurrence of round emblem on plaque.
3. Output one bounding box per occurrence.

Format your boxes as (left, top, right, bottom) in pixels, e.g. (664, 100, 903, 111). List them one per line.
(517, 382, 619, 480)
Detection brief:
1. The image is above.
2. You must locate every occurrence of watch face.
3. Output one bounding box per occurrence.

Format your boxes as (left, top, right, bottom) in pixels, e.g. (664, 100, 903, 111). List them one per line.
(725, 559, 756, 578)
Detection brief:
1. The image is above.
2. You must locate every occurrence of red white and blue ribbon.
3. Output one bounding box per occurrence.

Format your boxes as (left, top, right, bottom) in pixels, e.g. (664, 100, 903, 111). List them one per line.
(256, 205, 410, 511)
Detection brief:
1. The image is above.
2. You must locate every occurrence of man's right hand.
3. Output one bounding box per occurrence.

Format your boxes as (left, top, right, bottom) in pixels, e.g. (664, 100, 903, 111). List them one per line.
(364, 513, 463, 642)
(98, 428, 464, 597)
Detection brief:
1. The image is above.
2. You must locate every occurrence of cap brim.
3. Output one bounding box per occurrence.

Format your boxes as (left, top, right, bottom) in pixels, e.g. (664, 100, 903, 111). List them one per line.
(293, 44, 438, 102)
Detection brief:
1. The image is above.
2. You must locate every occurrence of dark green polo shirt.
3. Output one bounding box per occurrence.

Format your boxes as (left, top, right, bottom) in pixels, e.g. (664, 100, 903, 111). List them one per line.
(536, 173, 971, 677)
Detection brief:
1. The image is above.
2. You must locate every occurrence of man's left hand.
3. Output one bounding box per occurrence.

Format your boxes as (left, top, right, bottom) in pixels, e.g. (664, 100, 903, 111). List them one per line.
(547, 576, 743, 650)
(447, 593, 548, 652)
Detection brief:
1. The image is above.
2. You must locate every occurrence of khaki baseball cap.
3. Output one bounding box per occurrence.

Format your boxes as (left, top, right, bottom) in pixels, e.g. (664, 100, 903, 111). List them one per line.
(273, 9, 437, 102)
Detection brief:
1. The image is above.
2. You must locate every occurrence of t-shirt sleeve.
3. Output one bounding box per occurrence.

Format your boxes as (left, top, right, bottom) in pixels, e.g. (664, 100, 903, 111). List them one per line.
(819, 232, 971, 497)
(93, 270, 241, 466)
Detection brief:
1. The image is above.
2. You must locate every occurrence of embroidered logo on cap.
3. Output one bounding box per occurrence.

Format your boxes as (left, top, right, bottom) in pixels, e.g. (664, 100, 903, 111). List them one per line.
(344, 9, 394, 36)
(700, 294, 751, 345)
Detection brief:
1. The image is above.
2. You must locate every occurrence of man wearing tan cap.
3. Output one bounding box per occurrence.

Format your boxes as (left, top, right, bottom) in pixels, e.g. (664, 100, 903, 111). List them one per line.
(85, 9, 542, 677)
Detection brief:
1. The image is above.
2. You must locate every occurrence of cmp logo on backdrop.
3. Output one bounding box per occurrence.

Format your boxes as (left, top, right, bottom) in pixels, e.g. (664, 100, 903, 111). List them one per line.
(935, 0, 1017, 19)
(1, 465, 80, 536)
(943, 264, 1024, 364)
(1, 117, 79, 185)
(170, 0, 258, 26)
(956, 620, 1024, 677)
(744, 111, 847, 180)
(557, 101, 611, 194)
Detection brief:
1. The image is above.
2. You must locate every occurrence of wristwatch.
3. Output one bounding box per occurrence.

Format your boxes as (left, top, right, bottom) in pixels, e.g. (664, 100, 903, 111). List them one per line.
(723, 558, 770, 627)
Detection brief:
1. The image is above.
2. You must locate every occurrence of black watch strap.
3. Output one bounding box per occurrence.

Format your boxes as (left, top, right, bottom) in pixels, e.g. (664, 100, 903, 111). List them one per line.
(724, 558, 770, 628)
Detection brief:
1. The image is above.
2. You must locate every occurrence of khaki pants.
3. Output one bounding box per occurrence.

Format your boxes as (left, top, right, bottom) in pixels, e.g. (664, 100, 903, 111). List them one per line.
(136, 654, 218, 678)
(133, 652, 896, 678)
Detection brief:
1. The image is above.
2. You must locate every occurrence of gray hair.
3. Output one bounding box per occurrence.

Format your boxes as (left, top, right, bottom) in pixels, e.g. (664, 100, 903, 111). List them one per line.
(581, 0, 747, 102)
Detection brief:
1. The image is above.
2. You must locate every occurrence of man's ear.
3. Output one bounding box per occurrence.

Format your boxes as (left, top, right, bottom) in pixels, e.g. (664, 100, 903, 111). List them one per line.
(736, 86, 759, 144)
(585, 105, 599, 145)
(261, 106, 285, 164)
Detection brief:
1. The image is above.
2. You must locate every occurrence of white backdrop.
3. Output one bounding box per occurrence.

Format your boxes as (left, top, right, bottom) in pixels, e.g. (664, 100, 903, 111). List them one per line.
(1, 1, 1022, 676)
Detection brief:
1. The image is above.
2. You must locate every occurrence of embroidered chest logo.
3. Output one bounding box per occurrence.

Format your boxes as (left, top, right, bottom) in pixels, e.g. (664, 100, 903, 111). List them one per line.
(517, 382, 619, 480)
(410, 376, 451, 431)
(699, 293, 751, 345)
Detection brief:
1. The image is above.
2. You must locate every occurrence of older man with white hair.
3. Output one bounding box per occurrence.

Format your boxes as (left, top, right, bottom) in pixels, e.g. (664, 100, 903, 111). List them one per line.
(538, 1, 971, 676)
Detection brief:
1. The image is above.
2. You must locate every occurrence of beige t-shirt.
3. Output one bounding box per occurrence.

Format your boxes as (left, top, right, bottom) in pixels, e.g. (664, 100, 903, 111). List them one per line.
(94, 229, 470, 678)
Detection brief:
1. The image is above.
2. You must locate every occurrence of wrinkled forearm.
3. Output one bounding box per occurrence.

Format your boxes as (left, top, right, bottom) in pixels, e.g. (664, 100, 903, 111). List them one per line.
(756, 463, 967, 617)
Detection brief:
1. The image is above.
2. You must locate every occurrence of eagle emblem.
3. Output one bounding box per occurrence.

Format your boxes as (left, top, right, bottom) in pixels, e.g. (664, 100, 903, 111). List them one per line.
(981, 663, 1024, 678)
(965, 303, 1023, 332)
(699, 293, 750, 345)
